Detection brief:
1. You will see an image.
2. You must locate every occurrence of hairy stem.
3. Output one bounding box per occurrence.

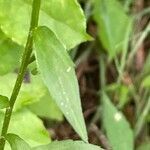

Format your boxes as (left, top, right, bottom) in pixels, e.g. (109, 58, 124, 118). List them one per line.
(0, 0, 41, 149)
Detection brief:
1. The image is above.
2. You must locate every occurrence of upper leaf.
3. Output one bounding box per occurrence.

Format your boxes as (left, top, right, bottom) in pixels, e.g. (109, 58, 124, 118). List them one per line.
(33, 140, 103, 150)
(102, 92, 134, 150)
(6, 133, 31, 150)
(0, 0, 91, 50)
(34, 26, 88, 142)
(94, 0, 131, 58)
(0, 29, 22, 75)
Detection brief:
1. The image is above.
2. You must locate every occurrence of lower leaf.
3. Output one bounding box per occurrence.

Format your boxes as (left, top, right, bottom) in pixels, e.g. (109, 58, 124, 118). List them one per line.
(32, 140, 103, 150)
(6, 133, 31, 150)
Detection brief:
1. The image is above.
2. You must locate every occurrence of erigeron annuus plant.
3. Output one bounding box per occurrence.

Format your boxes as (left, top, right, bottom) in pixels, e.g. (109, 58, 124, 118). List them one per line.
(0, 0, 103, 149)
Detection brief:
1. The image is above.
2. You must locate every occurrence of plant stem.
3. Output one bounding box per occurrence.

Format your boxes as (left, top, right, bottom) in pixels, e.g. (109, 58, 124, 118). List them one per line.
(0, 0, 41, 149)
(115, 20, 132, 84)
(100, 55, 106, 90)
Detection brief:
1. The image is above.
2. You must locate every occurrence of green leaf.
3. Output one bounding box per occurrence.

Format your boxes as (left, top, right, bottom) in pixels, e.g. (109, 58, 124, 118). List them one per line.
(28, 64, 63, 122)
(6, 133, 31, 150)
(34, 26, 87, 142)
(142, 75, 150, 88)
(106, 83, 130, 109)
(0, 0, 91, 50)
(137, 142, 150, 150)
(102, 92, 134, 150)
(33, 140, 103, 150)
(0, 73, 46, 111)
(0, 72, 63, 121)
(0, 110, 50, 147)
(28, 90, 63, 121)
(0, 95, 9, 109)
(0, 29, 22, 75)
(94, 0, 131, 58)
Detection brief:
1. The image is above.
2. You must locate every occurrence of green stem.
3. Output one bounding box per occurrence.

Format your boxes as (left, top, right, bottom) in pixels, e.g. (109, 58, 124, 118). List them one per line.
(100, 55, 106, 90)
(116, 21, 132, 84)
(89, 55, 106, 126)
(0, 0, 41, 149)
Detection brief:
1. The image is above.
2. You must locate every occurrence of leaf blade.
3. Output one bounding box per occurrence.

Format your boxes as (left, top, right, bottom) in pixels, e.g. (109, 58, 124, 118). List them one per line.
(94, 0, 131, 58)
(0, 29, 22, 75)
(34, 26, 87, 142)
(0, 110, 50, 147)
(102, 92, 134, 150)
(6, 133, 31, 150)
(33, 140, 103, 150)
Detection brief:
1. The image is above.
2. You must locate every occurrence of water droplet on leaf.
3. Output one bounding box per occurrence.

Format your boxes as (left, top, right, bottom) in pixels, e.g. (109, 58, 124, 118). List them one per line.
(66, 67, 71, 73)
(114, 112, 122, 122)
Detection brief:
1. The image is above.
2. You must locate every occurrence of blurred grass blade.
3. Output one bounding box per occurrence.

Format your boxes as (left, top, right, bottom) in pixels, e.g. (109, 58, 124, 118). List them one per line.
(102, 92, 134, 150)
(137, 142, 150, 150)
(34, 26, 88, 142)
(94, 0, 131, 59)
(127, 23, 150, 66)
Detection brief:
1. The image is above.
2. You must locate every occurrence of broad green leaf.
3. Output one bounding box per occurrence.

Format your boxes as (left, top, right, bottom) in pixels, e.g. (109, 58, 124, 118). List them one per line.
(137, 142, 150, 150)
(28, 90, 63, 121)
(0, 95, 9, 109)
(94, 0, 131, 58)
(0, 72, 63, 121)
(0, 29, 22, 75)
(28, 62, 63, 122)
(0, 73, 46, 111)
(0, 110, 50, 147)
(34, 26, 87, 142)
(142, 75, 150, 88)
(33, 140, 103, 150)
(102, 92, 134, 150)
(6, 133, 31, 150)
(0, 0, 91, 50)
